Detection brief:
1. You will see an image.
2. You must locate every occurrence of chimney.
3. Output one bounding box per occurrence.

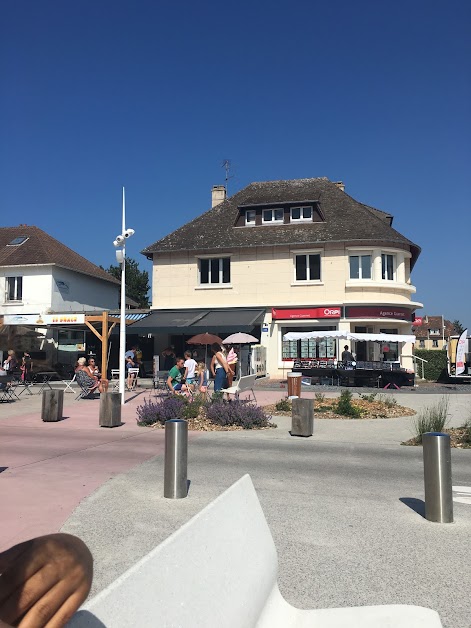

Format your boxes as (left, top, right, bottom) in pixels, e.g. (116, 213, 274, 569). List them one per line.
(334, 181, 345, 192)
(211, 185, 226, 208)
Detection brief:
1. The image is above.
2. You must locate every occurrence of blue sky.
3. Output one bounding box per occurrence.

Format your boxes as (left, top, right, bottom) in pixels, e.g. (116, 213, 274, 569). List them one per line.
(1, 0, 470, 326)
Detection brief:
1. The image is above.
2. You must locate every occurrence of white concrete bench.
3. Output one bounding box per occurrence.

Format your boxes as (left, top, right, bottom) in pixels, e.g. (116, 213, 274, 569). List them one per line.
(68, 475, 441, 628)
(221, 373, 257, 402)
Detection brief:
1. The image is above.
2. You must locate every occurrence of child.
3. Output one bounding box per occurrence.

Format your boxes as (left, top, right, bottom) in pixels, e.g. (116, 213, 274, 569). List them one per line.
(195, 362, 208, 394)
(183, 350, 198, 391)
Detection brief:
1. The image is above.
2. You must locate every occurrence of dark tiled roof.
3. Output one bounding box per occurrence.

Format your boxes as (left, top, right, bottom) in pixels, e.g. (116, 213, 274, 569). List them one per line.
(413, 316, 456, 339)
(142, 178, 420, 267)
(0, 225, 119, 285)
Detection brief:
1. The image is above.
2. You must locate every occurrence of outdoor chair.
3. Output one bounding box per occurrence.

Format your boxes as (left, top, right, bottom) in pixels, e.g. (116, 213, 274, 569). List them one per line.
(127, 367, 139, 391)
(75, 370, 100, 400)
(153, 370, 168, 392)
(62, 373, 76, 393)
(0, 375, 13, 403)
(110, 369, 120, 392)
(220, 374, 257, 402)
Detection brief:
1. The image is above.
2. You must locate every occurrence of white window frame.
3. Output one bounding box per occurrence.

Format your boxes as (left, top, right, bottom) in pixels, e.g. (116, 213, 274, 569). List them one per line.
(349, 253, 372, 280)
(262, 208, 284, 224)
(419, 339, 425, 348)
(292, 250, 322, 283)
(429, 329, 440, 335)
(381, 253, 396, 281)
(290, 206, 313, 222)
(198, 257, 231, 286)
(5, 276, 23, 302)
(245, 210, 256, 226)
(432, 339, 439, 347)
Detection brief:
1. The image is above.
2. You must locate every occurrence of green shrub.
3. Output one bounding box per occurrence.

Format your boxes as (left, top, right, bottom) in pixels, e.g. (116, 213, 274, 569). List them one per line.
(181, 395, 205, 419)
(335, 389, 362, 418)
(412, 396, 450, 442)
(414, 350, 448, 381)
(359, 392, 377, 402)
(315, 392, 326, 403)
(377, 394, 397, 408)
(275, 398, 291, 412)
(462, 418, 471, 443)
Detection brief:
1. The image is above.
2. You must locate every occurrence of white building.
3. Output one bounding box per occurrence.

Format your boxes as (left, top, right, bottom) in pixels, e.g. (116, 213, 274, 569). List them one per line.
(137, 178, 422, 377)
(0, 225, 119, 363)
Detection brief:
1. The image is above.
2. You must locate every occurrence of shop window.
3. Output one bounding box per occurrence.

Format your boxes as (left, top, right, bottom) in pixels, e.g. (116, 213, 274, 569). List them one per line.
(349, 254, 371, 279)
(290, 206, 312, 222)
(294, 253, 321, 281)
(199, 258, 231, 284)
(281, 327, 336, 360)
(262, 208, 284, 223)
(381, 254, 395, 280)
(5, 276, 23, 302)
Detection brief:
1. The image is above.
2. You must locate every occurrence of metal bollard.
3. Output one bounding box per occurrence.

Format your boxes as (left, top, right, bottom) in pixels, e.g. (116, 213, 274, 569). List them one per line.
(164, 419, 188, 499)
(423, 432, 453, 523)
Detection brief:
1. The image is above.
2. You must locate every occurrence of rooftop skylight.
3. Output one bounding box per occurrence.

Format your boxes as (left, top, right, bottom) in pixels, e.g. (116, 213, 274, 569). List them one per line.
(7, 236, 29, 246)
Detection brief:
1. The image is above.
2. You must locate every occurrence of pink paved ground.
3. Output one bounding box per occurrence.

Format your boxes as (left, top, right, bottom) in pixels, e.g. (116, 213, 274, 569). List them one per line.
(0, 387, 298, 551)
(0, 391, 171, 551)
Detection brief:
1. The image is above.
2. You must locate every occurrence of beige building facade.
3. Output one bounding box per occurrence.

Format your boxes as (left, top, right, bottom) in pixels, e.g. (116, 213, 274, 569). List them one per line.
(141, 178, 422, 377)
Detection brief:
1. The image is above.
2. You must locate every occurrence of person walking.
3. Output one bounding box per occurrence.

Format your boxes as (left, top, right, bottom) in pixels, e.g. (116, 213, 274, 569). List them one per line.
(20, 351, 33, 382)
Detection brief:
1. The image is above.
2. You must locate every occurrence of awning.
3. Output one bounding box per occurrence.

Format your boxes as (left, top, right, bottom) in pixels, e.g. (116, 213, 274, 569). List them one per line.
(283, 331, 416, 343)
(129, 308, 265, 334)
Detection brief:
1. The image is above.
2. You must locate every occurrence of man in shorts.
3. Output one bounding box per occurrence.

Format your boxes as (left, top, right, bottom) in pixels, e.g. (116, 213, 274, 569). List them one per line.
(167, 357, 187, 394)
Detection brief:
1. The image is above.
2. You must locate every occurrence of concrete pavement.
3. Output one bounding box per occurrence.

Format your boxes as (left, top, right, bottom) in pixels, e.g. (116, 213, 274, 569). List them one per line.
(1, 387, 471, 627)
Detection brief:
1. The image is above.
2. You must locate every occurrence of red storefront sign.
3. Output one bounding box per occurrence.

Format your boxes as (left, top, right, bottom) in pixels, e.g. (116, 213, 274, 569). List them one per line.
(346, 306, 412, 320)
(272, 307, 341, 320)
(412, 316, 423, 326)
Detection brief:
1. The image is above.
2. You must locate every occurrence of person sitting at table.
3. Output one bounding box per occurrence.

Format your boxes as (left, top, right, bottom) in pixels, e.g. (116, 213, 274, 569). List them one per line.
(75, 357, 102, 394)
(86, 357, 109, 392)
(167, 357, 188, 394)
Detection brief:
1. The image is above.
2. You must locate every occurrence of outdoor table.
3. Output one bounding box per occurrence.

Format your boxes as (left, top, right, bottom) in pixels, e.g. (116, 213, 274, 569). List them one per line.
(34, 372, 54, 394)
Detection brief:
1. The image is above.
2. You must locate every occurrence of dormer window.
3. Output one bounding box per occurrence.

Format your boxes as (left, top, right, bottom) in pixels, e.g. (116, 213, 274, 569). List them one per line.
(245, 210, 256, 226)
(262, 208, 284, 223)
(290, 206, 312, 222)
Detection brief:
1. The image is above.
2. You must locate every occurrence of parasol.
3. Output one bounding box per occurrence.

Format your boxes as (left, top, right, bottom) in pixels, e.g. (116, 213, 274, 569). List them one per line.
(222, 333, 259, 377)
(187, 333, 223, 345)
(187, 332, 224, 366)
(222, 333, 259, 344)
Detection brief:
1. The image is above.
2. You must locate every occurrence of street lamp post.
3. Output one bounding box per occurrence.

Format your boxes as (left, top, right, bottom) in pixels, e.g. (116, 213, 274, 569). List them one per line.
(113, 187, 135, 405)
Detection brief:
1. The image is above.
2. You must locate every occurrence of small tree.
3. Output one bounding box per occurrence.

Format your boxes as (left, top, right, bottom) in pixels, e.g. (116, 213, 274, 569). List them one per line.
(103, 257, 150, 308)
(452, 319, 466, 335)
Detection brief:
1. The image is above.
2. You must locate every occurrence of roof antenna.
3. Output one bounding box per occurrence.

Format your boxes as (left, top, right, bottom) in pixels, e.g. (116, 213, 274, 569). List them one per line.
(222, 159, 234, 195)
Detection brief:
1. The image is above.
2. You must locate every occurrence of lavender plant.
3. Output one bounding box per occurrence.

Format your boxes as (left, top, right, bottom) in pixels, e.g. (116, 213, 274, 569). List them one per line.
(136, 396, 186, 426)
(205, 400, 272, 429)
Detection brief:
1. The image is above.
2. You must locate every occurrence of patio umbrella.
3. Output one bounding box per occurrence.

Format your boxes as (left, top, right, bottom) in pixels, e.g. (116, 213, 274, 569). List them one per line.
(187, 333, 223, 346)
(222, 333, 259, 377)
(187, 332, 224, 366)
(222, 333, 259, 344)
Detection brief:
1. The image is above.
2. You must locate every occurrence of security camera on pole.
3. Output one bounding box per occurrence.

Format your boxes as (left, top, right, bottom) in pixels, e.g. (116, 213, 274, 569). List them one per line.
(113, 187, 135, 405)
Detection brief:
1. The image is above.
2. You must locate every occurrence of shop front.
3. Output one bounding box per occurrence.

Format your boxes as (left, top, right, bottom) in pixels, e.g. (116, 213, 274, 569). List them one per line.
(345, 306, 415, 368)
(263, 304, 416, 378)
